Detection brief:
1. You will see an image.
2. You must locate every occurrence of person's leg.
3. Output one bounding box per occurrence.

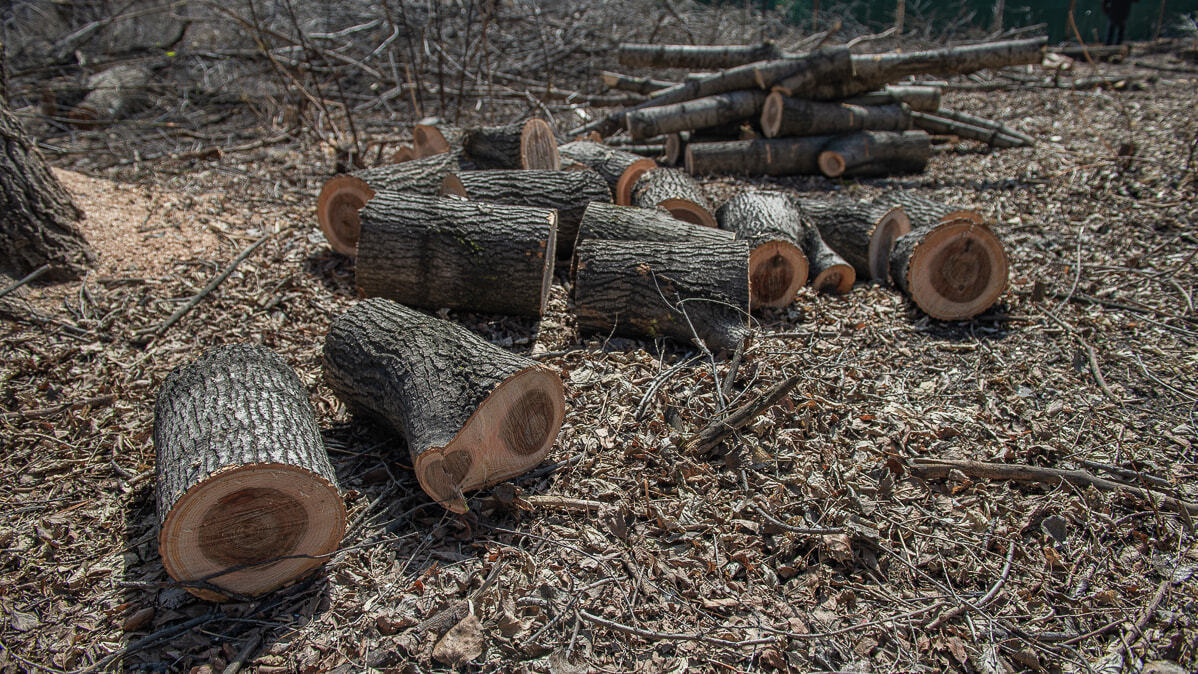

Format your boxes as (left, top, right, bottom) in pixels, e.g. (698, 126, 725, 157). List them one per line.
(1106, 21, 1117, 45)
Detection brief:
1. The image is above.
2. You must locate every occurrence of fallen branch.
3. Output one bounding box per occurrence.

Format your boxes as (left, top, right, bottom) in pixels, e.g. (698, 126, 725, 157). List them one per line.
(0, 265, 50, 300)
(685, 374, 801, 454)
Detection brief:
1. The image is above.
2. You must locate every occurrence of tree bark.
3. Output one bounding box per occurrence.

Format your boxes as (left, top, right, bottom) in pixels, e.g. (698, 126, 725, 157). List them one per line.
(631, 168, 716, 228)
(356, 193, 556, 317)
(574, 201, 735, 277)
(663, 125, 754, 166)
(0, 99, 93, 280)
(818, 130, 932, 178)
(876, 192, 982, 230)
(617, 42, 782, 69)
(910, 109, 1033, 147)
(685, 136, 834, 176)
(626, 90, 767, 140)
(316, 153, 459, 256)
(766, 47, 856, 95)
(761, 95, 910, 138)
(797, 217, 855, 294)
(573, 239, 751, 353)
(415, 120, 560, 170)
(889, 220, 1009, 320)
(716, 191, 810, 308)
(558, 140, 657, 206)
(600, 71, 675, 95)
(843, 84, 942, 112)
(795, 198, 910, 283)
(69, 64, 152, 125)
(323, 299, 564, 514)
(439, 168, 611, 259)
(154, 345, 345, 601)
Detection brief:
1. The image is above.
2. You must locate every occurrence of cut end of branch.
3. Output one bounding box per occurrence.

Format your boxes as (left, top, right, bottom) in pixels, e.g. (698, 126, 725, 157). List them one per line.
(761, 91, 784, 138)
(906, 220, 1008, 320)
(391, 145, 418, 163)
(817, 151, 847, 178)
(520, 119, 561, 170)
(749, 240, 809, 309)
(657, 198, 716, 229)
(812, 263, 856, 294)
(867, 207, 911, 283)
(439, 173, 468, 198)
(316, 175, 374, 257)
(414, 124, 453, 158)
(616, 159, 658, 205)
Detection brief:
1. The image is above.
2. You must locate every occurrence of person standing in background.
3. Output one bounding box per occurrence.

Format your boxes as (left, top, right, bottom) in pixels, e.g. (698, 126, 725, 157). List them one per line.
(1102, 0, 1139, 45)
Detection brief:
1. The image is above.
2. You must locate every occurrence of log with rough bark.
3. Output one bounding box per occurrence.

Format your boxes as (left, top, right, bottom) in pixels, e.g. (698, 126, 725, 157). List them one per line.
(316, 153, 459, 256)
(877, 192, 982, 229)
(685, 136, 834, 176)
(818, 130, 932, 178)
(557, 140, 657, 206)
(154, 345, 346, 601)
(356, 193, 556, 317)
(625, 90, 767, 140)
(1, 100, 93, 280)
(843, 84, 942, 112)
(323, 299, 564, 514)
(69, 64, 152, 124)
(600, 71, 675, 95)
(618, 42, 782, 69)
(573, 239, 751, 352)
(631, 168, 716, 228)
(910, 109, 1033, 147)
(663, 125, 755, 166)
(795, 198, 911, 283)
(716, 191, 809, 309)
(574, 201, 735, 249)
(414, 119, 560, 170)
(890, 220, 1008, 320)
(439, 169, 611, 259)
(798, 217, 855, 294)
(760, 95, 910, 138)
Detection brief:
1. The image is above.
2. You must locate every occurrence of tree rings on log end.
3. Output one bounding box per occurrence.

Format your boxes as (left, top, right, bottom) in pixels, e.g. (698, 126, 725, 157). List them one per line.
(657, 198, 717, 229)
(615, 159, 657, 206)
(159, 463, 345, 601)
(761, 91, 785, 138)
(812, 263, 856, 295)
(749, 240, 809, 309)
(906, 221, 1008, 320)
(817, 151, 848, 178)
(413, 124, 453, 157)
(868, 207, 911, 282)
(392, 145, 418, 163)
(316, 175, 374, 256)
(412, 366, 565, 513)
(520, 119, 562, 170)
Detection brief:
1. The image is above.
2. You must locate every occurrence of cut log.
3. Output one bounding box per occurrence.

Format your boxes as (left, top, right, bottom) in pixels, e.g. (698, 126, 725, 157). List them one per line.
(910, 109, 1033, 147)
(617, 42, 781, 69)
(890, 220, 1008, 320)
(315, 153, 459, 256)
(761, 95, 910, 138)
(716, 191, 809, 309)
(439, 169, 611, 259)
(663, 125, 755, 166)
(356, 192, 555, 317)
(876, 192, 982, 229)
(626, 90, 767, 140)
(323, 299, 565, 513)
(616, 143, 666, 158)
(630, 168, 716, 228)
(843, 85, 942, 112)
(557, 140, 657, 206)
(391, 145, 418, 163)
(685, 136, 834, 176)
(600, 71, 675, 95)
(797, 218, 855, 294)
(795, 198, 910, 283)
(154, 345, 345, 601)
(573, 201, 735, 277)
(413, 124, 466, 158)
(69, 64, 151, 124)
(1, 100, 93, 280)
(573, 239, 751, 352)
(414, 119, 561, 170)
(818, 130, 932, 178)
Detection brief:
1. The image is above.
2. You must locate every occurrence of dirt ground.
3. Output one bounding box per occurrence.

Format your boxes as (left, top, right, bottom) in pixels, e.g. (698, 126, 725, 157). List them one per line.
(2, 14, 1198, 673)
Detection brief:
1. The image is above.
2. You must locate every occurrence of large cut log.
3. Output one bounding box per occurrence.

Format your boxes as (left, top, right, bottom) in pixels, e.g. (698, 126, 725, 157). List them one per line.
(69, 64, 152, 124)
(574, 239, 751, 352)
(890, 220, 1008, 320)
(316, 153, 459, 256)
(1, 99, 93, 280)
(617, 42, 782, 69)
(843, 85, 942, 112)
(910, 110, 1033, 148)
(761, 95, 910, 138)
(440, 169, 611, 259)
(877, 192, 982, 229)
(323, 299, 565, 514)
(631, 168, 716, 228)
(557, 140, 657, 206)
(626, 90, 767, 140)
(795, 198, 910, 283)
(572, 202, 735, 277)
(356, 193, 556, 317)
(414, 119, 560, 170)
(685, 136, 834, 176)
(154, 345, 346, 601)
(716, 191, 809, 309)
(818, 130, 932, 178)
(798, 217, 855, 294)
(600, 71, 675, 95)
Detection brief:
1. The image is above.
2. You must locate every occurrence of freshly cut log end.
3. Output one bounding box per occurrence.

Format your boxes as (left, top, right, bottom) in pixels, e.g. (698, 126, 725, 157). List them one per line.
(799, 219, 856, 294)
(615, 158, 657, 206)
(810, 261, 855, 294)
(715, 191, 810, 309)
(323, 300, 565, 513)
(631, 168, 716, 228)
(797, 199, 910, 282)
(817, 152, 847, 178)
(518, 119, 561, 170)
(749, 241, 808, 308)
(890, 221, 1009, 320)
(413, 124, 463, 157)
(155, 345, 345, 601)
(865, 207, 911, 282)
(316, 175, 373, 256)
(392, 145, 418, 163)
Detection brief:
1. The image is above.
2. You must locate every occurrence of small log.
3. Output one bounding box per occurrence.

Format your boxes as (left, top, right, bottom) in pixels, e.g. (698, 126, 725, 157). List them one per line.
(573, 239, 751, 352)
(716, 191, 810, 309)
(843, 85, 942, 112)
(798, 218, 855, 294)
(575, 201, 735, 249)
(631, 168, 716, 228)
(889, 220, 1008, 320)
(69, 64, 152, 124)
(764, 47, 856, 95)
(876, 192, 982, 229)
(439, 169, 612, 259)
(414, 120, 560, 170)
(600, 71, 675, 95)
(625, 90, 767, 140)
(557, 140, 657, 206)
(685, 137, 834, 176)
(795, 198, 911, 283)
(663, 125, 755, 166)
(909, 111, 1025, 148)
(760, 95, 910, 138)
(356, 193, 556, 317)
(818, 130, 932, 178)
(618, 42, 781, 69)
(391, 145, 419, 163)
(155, 345, 345, 601)
(315, 153, 459, 256)
(414, 124, 466, 158)
(323, 299, 565, 513)
(617, 143, 667, 158)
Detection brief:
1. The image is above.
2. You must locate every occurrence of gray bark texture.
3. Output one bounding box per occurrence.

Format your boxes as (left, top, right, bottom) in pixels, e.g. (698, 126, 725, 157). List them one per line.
(798, 216, 855, 293)
(618, 42, 781, 69)
(716, 191, 802, 249)
(626, 90, 767, 140)
(632, 168, 711, 212)
(843, 85, 942, 112)
(356, 192, 556, 317)
(877, 192, 973, 229)
(796, 198, 905, 282)
(577, 202, 734, 249)
(350, 152, 459, 195)
(557, 141, 653, 190)
(909, 110, 1028, 148)
(819, 130, 932, 177)
(685, 136, 834, 176)
(761, 95, 910, 138)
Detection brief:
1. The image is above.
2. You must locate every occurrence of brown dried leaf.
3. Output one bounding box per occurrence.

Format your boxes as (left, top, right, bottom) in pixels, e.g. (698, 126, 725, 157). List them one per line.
(431, 613, 485, 666)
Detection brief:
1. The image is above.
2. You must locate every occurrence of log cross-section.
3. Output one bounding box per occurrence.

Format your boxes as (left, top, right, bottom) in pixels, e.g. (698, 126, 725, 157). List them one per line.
(716, 191, 810, 309)
(890, 220, 1009, 320)
(323, 299, 565, 513)
(557, 140, 658, 206)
